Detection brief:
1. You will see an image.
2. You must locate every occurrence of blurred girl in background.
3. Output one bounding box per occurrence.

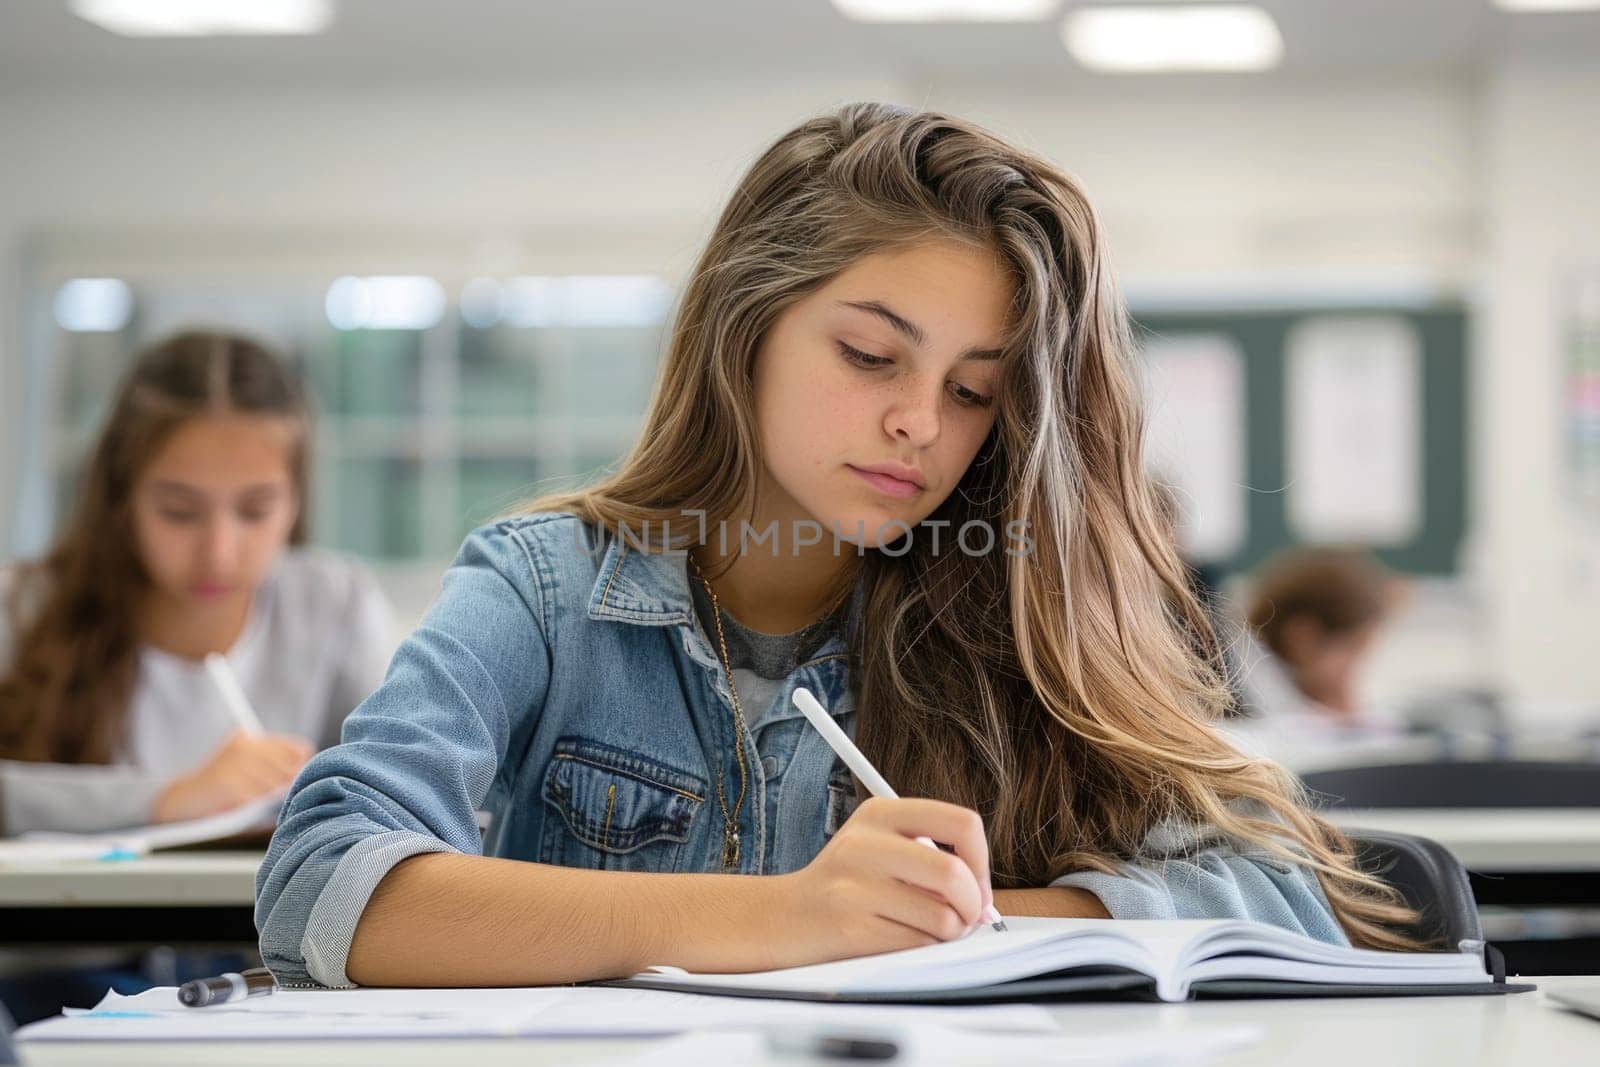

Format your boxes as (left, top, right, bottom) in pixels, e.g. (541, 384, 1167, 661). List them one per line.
(0, 330, 395, 837)
(0, 329, 396, 1023)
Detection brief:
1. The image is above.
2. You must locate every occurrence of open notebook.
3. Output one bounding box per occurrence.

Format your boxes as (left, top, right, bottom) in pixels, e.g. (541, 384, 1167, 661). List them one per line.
(619, 916, 1527, 1003)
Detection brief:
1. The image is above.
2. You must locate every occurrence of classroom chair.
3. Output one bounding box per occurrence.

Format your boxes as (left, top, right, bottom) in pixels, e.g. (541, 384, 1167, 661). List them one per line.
(1303, 760, 1600, 809)
(1344, 830, 1482, 948)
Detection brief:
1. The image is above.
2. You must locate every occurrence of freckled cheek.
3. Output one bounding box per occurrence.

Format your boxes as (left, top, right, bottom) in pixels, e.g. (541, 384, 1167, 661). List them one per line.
(789, 373, 874, 451)
(928, 420, 994, 490)
(959, 419, 995, 460)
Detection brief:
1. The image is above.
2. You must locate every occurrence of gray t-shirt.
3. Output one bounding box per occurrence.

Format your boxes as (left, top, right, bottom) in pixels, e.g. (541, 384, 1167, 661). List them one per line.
(0, 549, 398, 836)
(688, 579, 841, 735)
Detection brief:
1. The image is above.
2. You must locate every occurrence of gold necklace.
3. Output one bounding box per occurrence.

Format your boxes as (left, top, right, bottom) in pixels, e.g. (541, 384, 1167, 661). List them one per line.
(689, 554, 750, 870)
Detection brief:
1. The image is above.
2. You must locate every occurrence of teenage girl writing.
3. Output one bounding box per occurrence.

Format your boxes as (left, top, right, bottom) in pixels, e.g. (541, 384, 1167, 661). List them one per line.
(257, 104, 1419, 990)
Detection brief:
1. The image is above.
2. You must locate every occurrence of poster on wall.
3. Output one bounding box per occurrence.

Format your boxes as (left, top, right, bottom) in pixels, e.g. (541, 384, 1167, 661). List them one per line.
(1141, 333, 1247, 561)
(1285, 315, 1422, 545)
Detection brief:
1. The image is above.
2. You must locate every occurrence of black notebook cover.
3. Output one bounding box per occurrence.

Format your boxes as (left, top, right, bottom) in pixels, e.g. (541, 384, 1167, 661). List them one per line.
(612, 968, 1534, 1005)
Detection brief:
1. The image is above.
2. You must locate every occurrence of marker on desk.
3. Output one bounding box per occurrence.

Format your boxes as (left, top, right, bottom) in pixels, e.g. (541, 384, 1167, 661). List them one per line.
(790, 687, 1008, 932)
(204, 652, 265, 736)
(178, 966, 276, 1008)
(768, 1024, 902, 1062)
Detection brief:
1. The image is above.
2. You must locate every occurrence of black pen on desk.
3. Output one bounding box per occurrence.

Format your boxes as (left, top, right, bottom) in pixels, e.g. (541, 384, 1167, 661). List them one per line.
(791, 687, 1008, 932)
(768, 1024, 902, 1062)
(179, 967, 276, 1007)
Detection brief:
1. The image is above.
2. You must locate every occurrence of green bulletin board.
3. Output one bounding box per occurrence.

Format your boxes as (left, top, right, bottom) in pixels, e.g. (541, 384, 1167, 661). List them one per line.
(1132, 306, 1469, 577)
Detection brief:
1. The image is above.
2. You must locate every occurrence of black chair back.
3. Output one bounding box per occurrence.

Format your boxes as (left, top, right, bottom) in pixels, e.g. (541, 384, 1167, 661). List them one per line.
(1303, 760, 1600, 808)
(1345, 830, 1483, 948)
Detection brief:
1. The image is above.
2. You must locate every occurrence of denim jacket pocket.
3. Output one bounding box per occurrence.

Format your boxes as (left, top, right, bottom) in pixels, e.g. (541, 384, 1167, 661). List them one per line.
(539, 736, 706, 872)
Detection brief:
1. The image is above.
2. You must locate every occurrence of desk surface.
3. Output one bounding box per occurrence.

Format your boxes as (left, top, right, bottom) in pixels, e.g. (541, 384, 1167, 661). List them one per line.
(17, 977, 1600, 1066)
(0, 852, 260, 907)
(4, 809, 1593, 909)
(1325, 808, 1600, 870)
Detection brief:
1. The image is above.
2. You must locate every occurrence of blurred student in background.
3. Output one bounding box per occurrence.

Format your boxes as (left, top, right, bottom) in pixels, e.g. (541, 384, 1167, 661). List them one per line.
(0, 330, 395, 838)
(0, 330, 397, 1024)
(1230, 547, 1406, 760)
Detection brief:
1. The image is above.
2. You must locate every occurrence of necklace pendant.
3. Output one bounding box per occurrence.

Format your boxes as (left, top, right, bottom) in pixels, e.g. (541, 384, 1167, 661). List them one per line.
(722, 831, 740, 869)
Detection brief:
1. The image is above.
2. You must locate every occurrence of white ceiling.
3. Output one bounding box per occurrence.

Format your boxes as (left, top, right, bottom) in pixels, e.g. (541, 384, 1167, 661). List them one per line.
(0, 0, 1596, 91)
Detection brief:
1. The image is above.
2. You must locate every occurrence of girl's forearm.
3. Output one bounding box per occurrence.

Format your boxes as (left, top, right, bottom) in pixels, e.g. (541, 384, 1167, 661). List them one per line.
(345, 854, 1109, 987)
(347, 852, 791, 987)
(994, 887, 1110, 919)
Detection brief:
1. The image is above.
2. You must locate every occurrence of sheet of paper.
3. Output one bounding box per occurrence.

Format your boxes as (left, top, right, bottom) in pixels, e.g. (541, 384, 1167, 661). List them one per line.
(19, 984, 1057, 1043)
(7, 789, 285, 864)
(0, 839, 134, 864)
(1141, 332, 1248, 561)
(1285, 315, 1422, 544)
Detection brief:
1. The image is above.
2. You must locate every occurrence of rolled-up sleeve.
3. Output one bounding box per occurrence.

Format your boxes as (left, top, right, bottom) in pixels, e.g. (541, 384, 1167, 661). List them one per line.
(254, 524, 553, 987)
(1052, 832, 1350, 947)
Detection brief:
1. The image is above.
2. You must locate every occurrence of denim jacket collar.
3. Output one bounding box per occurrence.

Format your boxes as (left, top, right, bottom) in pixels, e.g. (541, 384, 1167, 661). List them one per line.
(585, 535, 695, 627)
(583, 528, 864, 662)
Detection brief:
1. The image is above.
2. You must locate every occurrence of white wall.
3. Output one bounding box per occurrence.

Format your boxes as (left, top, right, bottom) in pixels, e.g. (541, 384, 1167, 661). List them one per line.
(1480, 60, 1600, 715)
(934, 77, 1478, 281)
(0, 75, 1476, 262)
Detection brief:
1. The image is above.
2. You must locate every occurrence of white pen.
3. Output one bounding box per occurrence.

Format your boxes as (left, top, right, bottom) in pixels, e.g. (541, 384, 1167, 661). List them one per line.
(204, 652, 266, 736)
(791, 686, 1008, 932)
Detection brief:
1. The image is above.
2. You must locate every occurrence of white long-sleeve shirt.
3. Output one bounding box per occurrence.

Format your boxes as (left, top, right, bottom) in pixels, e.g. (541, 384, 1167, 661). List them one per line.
(1220, 632, 1409, 772)
(0, 549, 397, 836)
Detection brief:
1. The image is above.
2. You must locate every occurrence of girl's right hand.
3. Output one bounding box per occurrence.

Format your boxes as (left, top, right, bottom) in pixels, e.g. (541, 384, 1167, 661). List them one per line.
(151, 730, 313, 824)
(768, 796, 996, 967)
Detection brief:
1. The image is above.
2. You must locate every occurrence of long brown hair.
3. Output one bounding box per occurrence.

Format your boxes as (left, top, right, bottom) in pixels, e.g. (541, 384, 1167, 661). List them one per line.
(528, 103, 1421, 950)
(0, 331, 310, 764)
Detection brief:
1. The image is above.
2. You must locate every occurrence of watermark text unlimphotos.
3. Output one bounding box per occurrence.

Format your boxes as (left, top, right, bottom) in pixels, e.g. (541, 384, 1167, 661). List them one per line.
(574, 511, 1034, 559)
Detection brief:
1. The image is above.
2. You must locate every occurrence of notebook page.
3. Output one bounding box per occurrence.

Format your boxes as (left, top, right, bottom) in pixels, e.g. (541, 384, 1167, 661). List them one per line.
(632, 917, 1177, 995)
(1177, 922, 1490, 973)
(1181, 953, 1490, 997)
(630, 916, 1491, 1003)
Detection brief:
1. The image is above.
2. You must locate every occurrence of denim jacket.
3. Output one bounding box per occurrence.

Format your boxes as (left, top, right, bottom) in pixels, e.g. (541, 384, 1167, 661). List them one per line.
(256, 513, 1347, 988)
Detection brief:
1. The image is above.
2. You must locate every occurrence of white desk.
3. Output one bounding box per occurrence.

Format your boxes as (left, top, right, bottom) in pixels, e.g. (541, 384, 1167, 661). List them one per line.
(1326, 809, 1600, 871)
(8, 814, 1592, 901)
(16, 977, 1599, 1066)
(0, 852, 259, 907)
(0, 851, 260, 946)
